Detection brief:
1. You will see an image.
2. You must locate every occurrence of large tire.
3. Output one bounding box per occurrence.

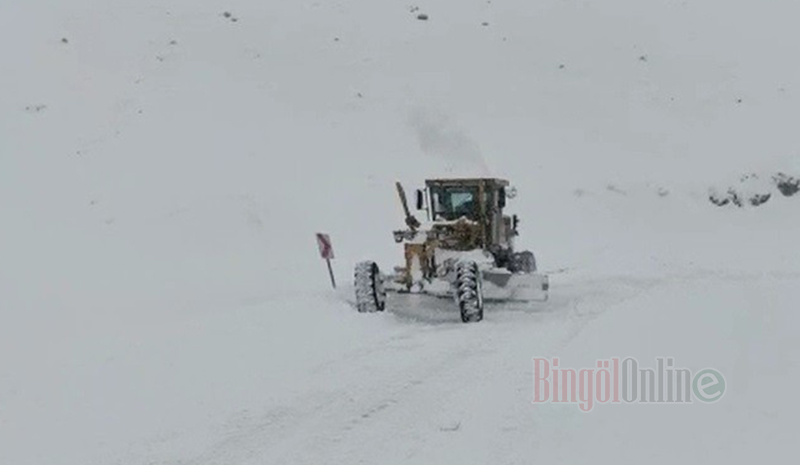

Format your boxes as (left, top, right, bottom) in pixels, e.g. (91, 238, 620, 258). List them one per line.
(355, 261, 386, 313)
(456, 261, 484, 323)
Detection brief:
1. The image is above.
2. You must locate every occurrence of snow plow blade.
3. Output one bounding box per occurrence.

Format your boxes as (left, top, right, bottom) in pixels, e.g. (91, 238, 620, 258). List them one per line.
(481, 270, 549, 302)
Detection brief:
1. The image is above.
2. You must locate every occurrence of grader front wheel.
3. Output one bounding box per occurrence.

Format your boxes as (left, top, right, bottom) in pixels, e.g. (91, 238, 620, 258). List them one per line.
(354, 261, 386, 313)
(456, 261, 484, 323)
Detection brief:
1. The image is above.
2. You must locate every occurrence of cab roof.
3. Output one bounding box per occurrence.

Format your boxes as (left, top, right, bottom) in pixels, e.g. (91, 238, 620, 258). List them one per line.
(425, 178, 510, 189)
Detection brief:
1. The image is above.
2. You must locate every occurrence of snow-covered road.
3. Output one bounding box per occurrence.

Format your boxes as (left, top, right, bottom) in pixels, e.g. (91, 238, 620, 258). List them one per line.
(161, 269, 798, 465)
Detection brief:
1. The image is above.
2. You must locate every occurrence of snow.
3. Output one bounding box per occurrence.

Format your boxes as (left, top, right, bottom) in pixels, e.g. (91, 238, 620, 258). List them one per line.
(1, 0, 799, 464)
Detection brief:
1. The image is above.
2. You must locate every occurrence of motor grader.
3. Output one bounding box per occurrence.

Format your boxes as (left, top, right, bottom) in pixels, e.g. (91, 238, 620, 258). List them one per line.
(354, 178, 549, 323)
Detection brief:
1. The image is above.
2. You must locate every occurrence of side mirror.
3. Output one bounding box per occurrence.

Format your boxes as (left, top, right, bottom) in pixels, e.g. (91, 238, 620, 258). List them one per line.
(506, 186, 518, 199)
(498, 188, 507, 209)
(512, 214, 519, 230)
(415, 189, 425, 210)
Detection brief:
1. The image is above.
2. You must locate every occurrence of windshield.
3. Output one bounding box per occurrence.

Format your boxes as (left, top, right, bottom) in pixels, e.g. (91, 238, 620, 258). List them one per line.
(432, 187, 479, 221)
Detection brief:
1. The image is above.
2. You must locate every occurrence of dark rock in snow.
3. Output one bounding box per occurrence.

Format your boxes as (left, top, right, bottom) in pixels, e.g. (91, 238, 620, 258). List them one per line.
(709, 192, 731, 207)
(773, 173, 800, 197)
(729, 189, 743, 207)
(606, 184, 627, 195)
(749, 193, 771, 206)
(25, 104, 47, 113)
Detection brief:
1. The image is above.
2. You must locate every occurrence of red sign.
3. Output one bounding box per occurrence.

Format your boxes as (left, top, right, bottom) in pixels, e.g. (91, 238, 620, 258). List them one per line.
(316, 233, 334, 259)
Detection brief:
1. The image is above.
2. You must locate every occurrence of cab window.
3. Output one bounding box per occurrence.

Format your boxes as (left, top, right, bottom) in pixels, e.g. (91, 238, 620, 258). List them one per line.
(432, 187, 478, 221)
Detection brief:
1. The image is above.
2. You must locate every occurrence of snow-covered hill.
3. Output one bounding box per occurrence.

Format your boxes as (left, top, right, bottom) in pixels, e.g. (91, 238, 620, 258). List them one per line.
(1, 1, 799, 464)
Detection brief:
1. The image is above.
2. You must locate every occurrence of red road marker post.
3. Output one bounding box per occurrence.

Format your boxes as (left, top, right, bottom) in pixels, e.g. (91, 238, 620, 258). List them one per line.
(315, 233, 336, 289)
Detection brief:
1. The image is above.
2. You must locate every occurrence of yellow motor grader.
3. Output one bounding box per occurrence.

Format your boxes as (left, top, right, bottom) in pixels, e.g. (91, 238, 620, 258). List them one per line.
(355, 178, 549, 323)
